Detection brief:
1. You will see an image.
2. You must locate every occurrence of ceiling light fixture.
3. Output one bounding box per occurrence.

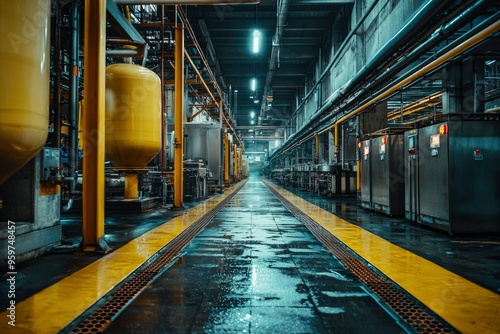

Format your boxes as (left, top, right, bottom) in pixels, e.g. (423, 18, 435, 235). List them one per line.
(252, 30, 261, 53)
(251, 78, 256, 91)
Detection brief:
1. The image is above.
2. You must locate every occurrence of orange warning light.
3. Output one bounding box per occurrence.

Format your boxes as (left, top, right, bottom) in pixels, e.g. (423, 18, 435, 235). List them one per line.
(358, 142, 362, 148)
(381, 136, 387, 145)
(439, 124, 447, 135)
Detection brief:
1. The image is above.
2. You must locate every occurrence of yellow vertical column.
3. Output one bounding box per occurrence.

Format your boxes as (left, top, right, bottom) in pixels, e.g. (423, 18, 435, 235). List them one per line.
(224, 133, 229, 186)
(238, 148, 243, 180)
(82, 0, 106, 250)
(173, 19, 185, 208)
(233, 144, 237, 179)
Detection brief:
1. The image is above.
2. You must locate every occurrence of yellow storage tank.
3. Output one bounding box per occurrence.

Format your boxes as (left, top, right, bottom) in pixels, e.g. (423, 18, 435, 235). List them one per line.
(0, 1, 51, 185)
(105, 64, 161, 169)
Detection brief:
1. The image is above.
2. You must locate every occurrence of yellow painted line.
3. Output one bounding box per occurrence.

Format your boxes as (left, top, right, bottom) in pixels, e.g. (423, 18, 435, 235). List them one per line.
(0, 182, 244, 334)
(266, 181, 500, 334)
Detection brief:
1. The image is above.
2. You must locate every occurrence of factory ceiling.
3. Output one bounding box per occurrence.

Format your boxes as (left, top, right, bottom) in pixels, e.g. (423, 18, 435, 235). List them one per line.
(104, 0, 353, 140)
(186, 0, 353, 128)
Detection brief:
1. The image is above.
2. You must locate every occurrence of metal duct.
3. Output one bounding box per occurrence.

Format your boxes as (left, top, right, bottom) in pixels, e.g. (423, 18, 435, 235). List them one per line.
(259, 0, 289, 122)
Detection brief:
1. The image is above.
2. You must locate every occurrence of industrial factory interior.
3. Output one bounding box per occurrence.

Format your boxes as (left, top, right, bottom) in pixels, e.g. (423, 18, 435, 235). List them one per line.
(1, 0, 499, 333)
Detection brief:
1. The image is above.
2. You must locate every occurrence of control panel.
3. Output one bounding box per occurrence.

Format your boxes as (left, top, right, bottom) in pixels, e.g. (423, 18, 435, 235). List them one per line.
(40, 148, 61, 180)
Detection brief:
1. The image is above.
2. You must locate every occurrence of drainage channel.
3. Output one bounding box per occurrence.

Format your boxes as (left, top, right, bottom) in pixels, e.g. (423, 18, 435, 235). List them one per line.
(64, 180, 247, 334)
(263, 180, 456, 334)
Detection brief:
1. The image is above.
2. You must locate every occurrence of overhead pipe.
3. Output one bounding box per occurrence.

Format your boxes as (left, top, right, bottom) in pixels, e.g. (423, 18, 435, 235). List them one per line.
(105, 38, 146, 58)
(272, 0, 494, 159)
(314, 10, 500, 136)
(259, 0, 289, 120)
(278, 0, 450, 152)
(178, 7, 243, 148)
(326, 19, 500, 132)
(184, 50, 218, 109)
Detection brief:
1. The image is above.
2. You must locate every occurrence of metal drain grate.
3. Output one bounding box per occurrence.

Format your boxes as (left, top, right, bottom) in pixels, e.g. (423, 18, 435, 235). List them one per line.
(67, 181, 247, 334)
(264, 181, 455, 334)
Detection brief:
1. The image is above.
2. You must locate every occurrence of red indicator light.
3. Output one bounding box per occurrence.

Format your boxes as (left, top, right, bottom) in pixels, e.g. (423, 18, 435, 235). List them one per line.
(439, 124, 447, 135)
(381, 137, 387, 145)
(475, 148, 481, 154)
(358, 142, 362, 148)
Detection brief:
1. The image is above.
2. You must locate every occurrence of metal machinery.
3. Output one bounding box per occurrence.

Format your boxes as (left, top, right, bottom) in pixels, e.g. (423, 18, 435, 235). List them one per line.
(405, 118, 500, 234)
(0, 1, 62, 264)
(242, 155, 250, 178)
(183, 161, 207, 202)
(316, 164, 357, 196)
(184, 122, 223, 197)
(360, 134, 405, 216)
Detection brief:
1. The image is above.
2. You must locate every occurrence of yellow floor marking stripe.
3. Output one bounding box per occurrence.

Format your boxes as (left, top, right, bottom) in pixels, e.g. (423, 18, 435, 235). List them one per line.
(0, 183, 243, 334)
(267, 181, 500, 334)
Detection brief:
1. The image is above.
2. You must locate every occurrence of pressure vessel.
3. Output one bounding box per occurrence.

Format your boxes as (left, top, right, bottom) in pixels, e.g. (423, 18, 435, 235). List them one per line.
(0, 1, 50, 185)
(105, 64, 161, 168)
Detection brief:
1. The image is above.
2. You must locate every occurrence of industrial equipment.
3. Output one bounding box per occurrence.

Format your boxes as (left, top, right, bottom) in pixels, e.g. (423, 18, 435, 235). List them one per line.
(184, 122, 223, 188)
(0, 1, 50, 186)
(404, 118, 500, 234)
(360, 134, 405, 215)
(105, 63, 161, 203)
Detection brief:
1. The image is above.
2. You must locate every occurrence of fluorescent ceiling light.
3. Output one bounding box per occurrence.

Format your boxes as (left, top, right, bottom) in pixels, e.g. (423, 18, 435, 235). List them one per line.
(251, 111, 255, 118)
(253, 30, 261, 53)
(251, 78, 256, 91)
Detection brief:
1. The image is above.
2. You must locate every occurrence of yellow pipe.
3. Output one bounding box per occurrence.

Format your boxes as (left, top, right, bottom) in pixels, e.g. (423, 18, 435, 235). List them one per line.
(356, 160, 361, 191)
(124, 5, 131, 22)
(185, 50, 218, 109)
(82, 0, 106, 250)
(124, 173, 138, 199)
(314, 133, 319, 158)
(173, 21, 184, 208)
(326, 20, 500, 132)
(224, 134, 229, 186)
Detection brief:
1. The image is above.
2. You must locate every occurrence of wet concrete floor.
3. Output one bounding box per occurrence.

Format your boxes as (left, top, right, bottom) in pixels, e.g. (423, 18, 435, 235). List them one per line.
(106, 178, 409, 333)
(281, 185, 500, 294)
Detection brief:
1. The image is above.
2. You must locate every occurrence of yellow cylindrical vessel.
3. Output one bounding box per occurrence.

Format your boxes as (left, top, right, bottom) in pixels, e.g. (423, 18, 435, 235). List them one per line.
(0, 1, 51, 185)
(105, 64, 161, 169)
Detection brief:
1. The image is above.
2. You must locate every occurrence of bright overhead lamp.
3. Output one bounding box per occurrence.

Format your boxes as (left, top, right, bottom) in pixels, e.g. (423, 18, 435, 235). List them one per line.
(251, 78, 256, 91)
(252, 30, 261, 54)
(251, 111, 255, 118)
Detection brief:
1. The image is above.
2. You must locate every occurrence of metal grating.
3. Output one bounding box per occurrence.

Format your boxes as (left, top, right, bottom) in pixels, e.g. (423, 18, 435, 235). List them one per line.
(264, 181, 456, 334)
(68, 181, 247, 334)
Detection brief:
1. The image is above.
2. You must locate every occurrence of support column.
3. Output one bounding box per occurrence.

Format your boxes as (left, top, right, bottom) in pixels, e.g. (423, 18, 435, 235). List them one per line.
(82, 0, 106, 251)
(224, 133, 230, 186)
(124, 173, 139, 199)
(173, 20, 185, 208)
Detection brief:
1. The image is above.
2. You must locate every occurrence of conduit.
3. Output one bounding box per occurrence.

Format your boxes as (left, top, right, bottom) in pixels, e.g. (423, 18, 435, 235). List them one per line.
(326, 19, 500, 132)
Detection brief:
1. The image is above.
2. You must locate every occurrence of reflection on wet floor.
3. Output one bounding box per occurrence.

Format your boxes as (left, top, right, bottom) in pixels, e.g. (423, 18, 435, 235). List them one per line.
(106, 178, 409, 333)
(280, 186, 500, 294)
